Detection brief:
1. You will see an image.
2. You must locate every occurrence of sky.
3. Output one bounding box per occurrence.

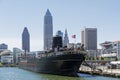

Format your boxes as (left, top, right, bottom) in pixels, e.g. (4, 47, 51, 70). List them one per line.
(0, 0, 120, 51)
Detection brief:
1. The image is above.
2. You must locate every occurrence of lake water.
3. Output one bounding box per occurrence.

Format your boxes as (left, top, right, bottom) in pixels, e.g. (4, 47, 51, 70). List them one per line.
(0, 67, 119, 80)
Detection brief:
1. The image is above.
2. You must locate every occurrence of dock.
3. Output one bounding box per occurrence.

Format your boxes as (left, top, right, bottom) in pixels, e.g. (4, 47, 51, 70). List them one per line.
(79, 65, 120, 78)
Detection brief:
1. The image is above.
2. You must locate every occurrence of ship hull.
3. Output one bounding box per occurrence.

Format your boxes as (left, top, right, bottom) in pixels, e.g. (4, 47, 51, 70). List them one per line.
(19, 53, 85, 77)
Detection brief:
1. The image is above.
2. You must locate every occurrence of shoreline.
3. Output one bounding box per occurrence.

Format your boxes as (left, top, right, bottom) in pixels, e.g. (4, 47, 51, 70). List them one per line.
(79, 65, 120, 78)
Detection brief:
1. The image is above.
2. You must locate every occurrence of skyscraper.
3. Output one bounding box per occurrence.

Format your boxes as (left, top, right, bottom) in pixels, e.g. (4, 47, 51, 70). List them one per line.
(63, 29, 69, 47)
(0, 43, 8, 50)
(81, 28, 97, 50)
(22, 27, 30, 52)
(44, 9, 53, 50)
(56, 30, 63, 47)
(56, 30, 63, 39)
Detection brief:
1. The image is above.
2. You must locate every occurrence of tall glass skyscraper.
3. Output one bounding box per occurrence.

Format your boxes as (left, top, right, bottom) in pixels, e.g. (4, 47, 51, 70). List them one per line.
(56, 30, 63, 38)
(43, 9, 53, 50)
(22, 27, 30, 52)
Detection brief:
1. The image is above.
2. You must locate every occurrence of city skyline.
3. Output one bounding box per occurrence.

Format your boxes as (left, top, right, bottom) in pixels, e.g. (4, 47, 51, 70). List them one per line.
(0, 0, 120, 51)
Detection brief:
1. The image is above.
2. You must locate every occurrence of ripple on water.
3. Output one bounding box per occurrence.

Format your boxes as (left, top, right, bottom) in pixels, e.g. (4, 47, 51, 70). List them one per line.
(0, 67, 120, 80)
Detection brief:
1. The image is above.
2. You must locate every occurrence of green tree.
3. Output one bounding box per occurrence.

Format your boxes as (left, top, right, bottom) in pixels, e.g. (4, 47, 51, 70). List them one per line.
(0, 62, 3, 67)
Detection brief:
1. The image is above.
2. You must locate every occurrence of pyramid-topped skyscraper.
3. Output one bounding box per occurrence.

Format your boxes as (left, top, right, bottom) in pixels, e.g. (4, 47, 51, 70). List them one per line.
(43, 9, 53, 50)
(63, 29, 69, 47)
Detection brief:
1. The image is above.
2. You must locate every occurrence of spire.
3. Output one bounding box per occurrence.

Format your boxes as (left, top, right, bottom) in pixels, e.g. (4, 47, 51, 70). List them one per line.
(45, 9, 51, 16)
(65, 29, 67, 35)
(64, 29, 69, 47)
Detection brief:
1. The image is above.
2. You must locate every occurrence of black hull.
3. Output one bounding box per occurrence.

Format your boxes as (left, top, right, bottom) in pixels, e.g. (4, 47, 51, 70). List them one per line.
(19, 53, 85, 77)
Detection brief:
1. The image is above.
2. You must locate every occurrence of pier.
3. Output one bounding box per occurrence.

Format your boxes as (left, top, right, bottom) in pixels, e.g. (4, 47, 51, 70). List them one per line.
(79, 65, 120, 78)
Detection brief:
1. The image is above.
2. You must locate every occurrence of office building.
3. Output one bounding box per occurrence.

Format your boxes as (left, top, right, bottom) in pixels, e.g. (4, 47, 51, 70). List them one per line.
(81, 28, 97, 50)
(22, 27, 30, 52)
(13, 48, 22, 64)
(56, 30, 63, 38)
(0, 43, 8, 50)
(43, 9, 53, 50)
(63, 29, 69, 47)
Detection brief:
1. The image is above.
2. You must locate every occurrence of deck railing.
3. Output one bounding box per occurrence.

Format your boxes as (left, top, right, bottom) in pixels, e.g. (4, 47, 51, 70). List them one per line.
(19, 50, 87, 60)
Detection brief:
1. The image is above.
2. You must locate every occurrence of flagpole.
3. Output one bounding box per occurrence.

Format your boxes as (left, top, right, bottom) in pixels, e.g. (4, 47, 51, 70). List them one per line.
(75, 36, 76, 44)
(75, 35, 76, 50)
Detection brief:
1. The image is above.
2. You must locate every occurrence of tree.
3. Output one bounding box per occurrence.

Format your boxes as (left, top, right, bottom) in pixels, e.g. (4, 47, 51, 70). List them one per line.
(0, 62, 3, 67)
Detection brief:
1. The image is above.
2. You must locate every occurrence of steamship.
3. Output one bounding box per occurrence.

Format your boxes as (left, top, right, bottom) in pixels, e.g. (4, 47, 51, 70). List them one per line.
(19, 36, 86, 77)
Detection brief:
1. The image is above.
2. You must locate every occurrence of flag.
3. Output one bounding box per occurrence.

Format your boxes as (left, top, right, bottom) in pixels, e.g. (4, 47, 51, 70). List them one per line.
(72, 35, 76, 38)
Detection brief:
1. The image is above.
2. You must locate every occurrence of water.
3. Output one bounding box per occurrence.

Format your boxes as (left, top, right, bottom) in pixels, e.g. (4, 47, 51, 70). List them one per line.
(0, 67, 119, 80)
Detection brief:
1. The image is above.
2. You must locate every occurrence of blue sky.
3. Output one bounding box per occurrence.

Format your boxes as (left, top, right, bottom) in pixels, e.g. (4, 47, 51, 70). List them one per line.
(0, 0, 120, 51)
